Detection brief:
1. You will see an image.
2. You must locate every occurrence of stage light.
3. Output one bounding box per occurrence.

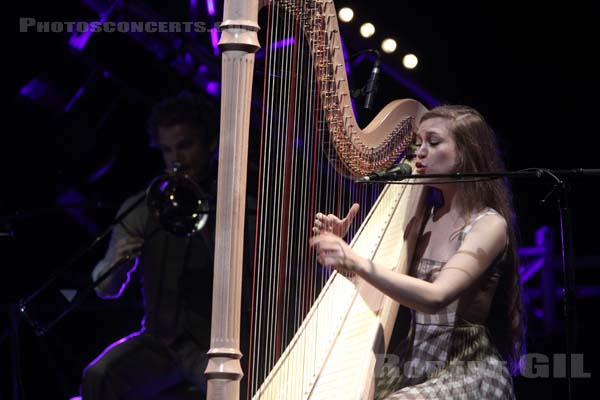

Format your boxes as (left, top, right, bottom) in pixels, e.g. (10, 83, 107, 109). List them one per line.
(402, 53, 418, 69)
(210, 27, 219, 56)
(381, 38, 397, 54)
(360, 22, 375, 38)
(338, 7, 354, 23)
(69, 29, 94, 51)
(206, 81, 220, 97)
(69, 2, 116, 51)
(205, 0, 216, 16)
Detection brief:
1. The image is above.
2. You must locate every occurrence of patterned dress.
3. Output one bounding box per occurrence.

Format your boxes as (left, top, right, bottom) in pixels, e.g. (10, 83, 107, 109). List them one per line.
(375, 209, 515, 399)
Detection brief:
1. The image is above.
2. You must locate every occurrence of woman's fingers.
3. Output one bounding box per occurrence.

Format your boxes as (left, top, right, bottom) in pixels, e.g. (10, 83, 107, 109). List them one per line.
(344, 203, 360, 223)
(314, 205, 360, 237)
(310, 232, 358, 272)
(314, 212, 334, 234)
(310, 234, 343, 258)
(309, 232, 330, 247)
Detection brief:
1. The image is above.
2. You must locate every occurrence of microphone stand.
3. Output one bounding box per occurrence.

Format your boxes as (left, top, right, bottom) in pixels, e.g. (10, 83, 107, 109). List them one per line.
(357, 167, 600, 400)
(347, 48, 381, 110)
(363, 50, 381, 111)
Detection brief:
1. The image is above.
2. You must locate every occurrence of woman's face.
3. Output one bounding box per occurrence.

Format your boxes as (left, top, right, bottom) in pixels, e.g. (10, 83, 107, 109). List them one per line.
(414, 117, 459, 180)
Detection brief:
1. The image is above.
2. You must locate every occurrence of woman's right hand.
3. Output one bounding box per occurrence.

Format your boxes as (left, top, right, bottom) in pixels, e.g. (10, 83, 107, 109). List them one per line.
(312, 203, 360, 238)
(111, 237, 144, 266)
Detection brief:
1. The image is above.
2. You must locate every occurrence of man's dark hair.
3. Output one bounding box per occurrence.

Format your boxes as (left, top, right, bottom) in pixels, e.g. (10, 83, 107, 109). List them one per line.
(147, 92, 214, 147)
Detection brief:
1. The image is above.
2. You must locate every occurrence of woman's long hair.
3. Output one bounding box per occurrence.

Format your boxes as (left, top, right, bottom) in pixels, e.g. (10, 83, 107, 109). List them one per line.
(420, 105, 525, 373)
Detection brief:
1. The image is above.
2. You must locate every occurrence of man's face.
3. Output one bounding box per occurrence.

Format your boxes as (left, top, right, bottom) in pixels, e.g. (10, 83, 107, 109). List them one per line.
(156, 123, 209, 179)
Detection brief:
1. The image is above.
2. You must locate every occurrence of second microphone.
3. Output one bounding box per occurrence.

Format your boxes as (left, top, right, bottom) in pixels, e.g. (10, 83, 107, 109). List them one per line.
(359, 163, 413, 181)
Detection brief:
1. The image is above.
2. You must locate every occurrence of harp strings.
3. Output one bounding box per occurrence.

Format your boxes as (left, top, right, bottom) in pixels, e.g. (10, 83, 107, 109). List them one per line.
(247, 1, 385, 397)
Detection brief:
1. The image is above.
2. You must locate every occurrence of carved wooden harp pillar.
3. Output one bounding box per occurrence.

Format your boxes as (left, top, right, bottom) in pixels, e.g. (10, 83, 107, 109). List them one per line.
(205, 0, 260, 398)
(208, 1, 428, 399)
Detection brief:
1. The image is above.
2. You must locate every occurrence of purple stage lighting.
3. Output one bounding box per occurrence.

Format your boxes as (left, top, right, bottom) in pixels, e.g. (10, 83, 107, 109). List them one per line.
(205, 0, 216, 16)
(210, 27, 220, 56)
(206, 81, 220, 97)
(19, 78, 66, 110)
(56, 188, 99, 235)
(83, 331, 143, 378)
(380, 62, 441, 108)
(86, 158, 116, 183)
(69, 29, 93, 51)
(19, 78, 44, 98)
(340, 35, 350, 77)
(271, 37, 295, 50)
(68, 2, 116, 50)
(64, 86, 86, 113)
(256, 37, 295, 59)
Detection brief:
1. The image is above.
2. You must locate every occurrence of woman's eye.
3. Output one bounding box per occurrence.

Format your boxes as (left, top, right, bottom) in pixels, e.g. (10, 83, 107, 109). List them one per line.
(429, 141, 439, 146)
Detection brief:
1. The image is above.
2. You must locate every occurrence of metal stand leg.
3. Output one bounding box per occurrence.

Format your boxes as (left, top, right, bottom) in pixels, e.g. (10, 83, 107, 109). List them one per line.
(7, 303, 23, 400)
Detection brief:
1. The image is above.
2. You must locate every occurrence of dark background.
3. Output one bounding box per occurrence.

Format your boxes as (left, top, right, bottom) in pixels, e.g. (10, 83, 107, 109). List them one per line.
(2, 1, 599, 399)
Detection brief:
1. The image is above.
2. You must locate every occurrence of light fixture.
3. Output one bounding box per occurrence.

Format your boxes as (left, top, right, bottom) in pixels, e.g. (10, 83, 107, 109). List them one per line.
(360, 22, 375, 38)
(381, 38, 397, 54)
(338, 7, 354, 23)
(402, 53, 418, 69)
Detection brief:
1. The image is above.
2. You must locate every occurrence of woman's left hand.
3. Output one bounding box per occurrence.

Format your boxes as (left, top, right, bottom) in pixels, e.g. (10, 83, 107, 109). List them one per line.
(310, 232, 363, 273)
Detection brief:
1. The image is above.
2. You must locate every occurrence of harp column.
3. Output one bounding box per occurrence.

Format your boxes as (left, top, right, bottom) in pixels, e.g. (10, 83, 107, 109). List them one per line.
(206, 0, 260, 399)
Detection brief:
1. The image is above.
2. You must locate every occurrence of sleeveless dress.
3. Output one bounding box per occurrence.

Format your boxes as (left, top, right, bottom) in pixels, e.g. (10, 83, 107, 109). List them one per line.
(375, 208, 515, 399)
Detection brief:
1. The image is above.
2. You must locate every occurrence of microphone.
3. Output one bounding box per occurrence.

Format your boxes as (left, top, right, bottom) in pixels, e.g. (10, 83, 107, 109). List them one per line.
(360, 163, 413, 181)
(363, 52, 381, 110)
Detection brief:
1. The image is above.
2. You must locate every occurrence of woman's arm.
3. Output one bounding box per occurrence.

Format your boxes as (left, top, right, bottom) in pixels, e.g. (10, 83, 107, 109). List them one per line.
(310, 214, 507, 314)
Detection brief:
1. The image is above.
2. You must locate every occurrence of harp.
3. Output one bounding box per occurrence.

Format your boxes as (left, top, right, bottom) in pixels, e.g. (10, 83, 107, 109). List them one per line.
(206, 1, 428, 399)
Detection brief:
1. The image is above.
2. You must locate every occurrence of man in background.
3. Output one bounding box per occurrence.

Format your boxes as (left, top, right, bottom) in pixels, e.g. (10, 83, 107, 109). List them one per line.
(81, 92, 217, 399)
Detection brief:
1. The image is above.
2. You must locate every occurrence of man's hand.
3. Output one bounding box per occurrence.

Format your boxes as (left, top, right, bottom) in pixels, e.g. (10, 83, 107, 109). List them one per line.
(111, 237, 144, 267)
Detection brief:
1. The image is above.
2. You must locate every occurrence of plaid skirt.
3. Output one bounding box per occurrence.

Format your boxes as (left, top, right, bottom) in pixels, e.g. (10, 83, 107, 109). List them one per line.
(374, 257, 515, 400)
(375, 319, 515, 399)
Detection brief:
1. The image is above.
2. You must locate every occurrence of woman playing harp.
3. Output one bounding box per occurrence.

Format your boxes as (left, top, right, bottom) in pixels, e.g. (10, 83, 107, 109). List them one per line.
(311, 105, 524, 399)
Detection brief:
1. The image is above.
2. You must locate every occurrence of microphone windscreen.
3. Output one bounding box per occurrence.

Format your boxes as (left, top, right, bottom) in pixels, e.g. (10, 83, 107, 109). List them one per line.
(387, 163, 412, 176)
